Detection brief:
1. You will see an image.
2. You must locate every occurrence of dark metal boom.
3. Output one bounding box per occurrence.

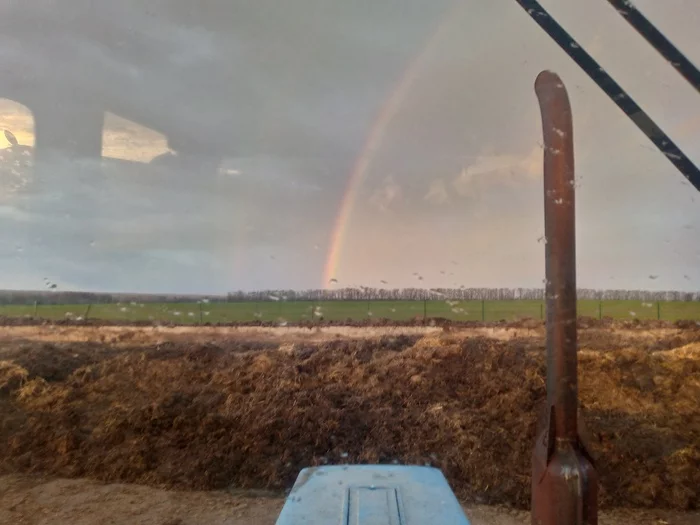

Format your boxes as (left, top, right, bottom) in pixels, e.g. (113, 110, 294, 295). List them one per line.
(514, 0, 700, 193)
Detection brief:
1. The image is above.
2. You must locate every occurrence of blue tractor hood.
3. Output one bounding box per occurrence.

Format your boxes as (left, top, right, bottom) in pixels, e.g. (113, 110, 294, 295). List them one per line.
(275, 465, 471, 525)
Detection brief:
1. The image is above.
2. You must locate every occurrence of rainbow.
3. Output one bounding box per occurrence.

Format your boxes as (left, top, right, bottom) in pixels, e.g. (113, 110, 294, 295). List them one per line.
(321, 9, 700, 288)
(322, 3, 461, 287)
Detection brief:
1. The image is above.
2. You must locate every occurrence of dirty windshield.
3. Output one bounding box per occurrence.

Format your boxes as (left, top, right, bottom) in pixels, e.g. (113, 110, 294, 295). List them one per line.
(0, 1, 699, 524)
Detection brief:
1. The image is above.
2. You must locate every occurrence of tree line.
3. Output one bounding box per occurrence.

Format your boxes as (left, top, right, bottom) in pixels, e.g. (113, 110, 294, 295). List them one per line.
(0, 287, 697, 306)
(0, 290, 226, 306)
(226, 287, 699, 302)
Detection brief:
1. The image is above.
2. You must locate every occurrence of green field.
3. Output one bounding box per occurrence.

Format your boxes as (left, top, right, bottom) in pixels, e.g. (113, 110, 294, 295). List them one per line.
(0, 299, 698, 323)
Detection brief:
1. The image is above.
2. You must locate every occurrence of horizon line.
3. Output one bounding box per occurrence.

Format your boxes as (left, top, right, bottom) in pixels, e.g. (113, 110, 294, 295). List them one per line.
(1, 285, 698, 297)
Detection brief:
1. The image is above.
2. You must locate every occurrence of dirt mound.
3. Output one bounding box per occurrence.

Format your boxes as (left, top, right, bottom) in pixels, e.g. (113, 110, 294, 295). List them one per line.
(0, 331, 698, 510)
(1, 342, 125, 382)
(0, 361, 28, 394)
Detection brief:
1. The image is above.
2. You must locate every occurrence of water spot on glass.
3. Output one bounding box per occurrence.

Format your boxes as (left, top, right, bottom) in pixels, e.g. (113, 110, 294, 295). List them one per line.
(340, 452, 348, 458)
(253, 311, 262, 318)
(648, 275, 658, 280)
(684, 275, 690, 280)
(187, 312, 194, 317)
(368, 311, 373, 317)
(665, 152, 682, 160)
(278, 318, 288, 327)
(629, 311, 636, 317)
(314, 244, 320, 251)
(89, 241, 96, 247)
(173, 311, 182, 316)
(380, 280, 388, 285)
(120, 307, 128, 312)
(642, 302, 653, 308)
(269, 295, 280, 301)
(554, 198, 563, 205)
(328, 278, 338, 284)
(204, 311, 210, 316)
(613, 93, 626, 101)
(553, 127, 566, 137)
(390, 308, 396, 313)
(569, 42, 579, 49)
(537, 235, 548, 244)
(270, 255, 276, 260)
(202, 298, 210, 304)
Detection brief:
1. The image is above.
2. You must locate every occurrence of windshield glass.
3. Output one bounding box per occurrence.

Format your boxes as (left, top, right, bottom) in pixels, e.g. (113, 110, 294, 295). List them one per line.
(0, 2, 699, 523)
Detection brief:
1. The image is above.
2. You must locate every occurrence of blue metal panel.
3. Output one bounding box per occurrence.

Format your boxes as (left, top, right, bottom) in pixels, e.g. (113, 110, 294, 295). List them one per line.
(275, 465, 471, 525)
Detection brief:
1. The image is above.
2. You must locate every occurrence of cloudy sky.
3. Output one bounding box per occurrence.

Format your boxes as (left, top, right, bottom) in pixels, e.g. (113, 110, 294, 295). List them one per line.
(0, 0, 699, 294)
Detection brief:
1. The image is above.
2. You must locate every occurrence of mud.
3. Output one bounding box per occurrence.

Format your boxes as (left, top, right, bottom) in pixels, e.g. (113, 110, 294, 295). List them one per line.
(0, 314, 696, 330)
(5, 474, 698, 525)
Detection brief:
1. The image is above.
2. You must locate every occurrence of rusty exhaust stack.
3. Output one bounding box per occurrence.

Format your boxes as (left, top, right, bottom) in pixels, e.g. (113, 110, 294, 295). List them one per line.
(531, 70, 598, 525)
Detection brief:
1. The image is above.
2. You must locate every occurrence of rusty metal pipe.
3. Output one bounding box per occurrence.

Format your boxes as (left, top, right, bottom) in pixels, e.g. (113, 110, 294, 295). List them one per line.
(536, 70, 578, 443)
(531, 70, 598, 525)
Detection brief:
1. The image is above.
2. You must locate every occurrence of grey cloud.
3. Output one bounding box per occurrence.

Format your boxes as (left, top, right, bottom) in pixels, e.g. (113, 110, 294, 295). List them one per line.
(0, 0, 698, 292)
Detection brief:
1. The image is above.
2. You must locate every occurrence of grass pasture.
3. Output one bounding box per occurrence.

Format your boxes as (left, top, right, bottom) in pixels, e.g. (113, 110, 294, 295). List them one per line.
(0, 299, 698, 323)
